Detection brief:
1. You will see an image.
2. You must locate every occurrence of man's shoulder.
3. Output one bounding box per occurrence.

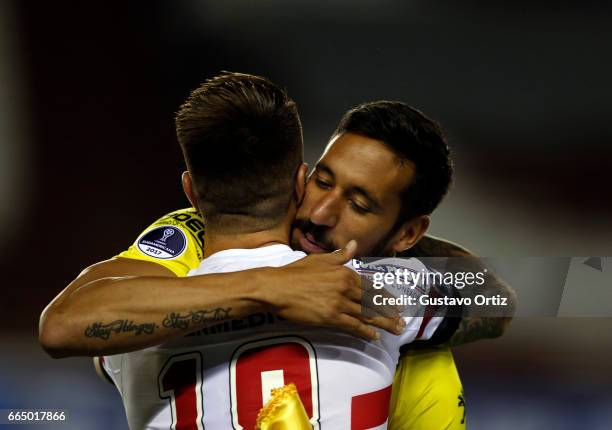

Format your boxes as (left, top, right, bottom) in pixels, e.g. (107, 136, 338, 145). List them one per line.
(190, 245, 305, 276)
(155, 207, 205, 246)
(115, 207, 205, 276)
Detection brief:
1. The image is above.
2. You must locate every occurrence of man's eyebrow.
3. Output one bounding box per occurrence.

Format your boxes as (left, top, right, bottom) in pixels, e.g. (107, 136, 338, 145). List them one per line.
(316, 163, 381, 210)
(315, 163, 334, 178)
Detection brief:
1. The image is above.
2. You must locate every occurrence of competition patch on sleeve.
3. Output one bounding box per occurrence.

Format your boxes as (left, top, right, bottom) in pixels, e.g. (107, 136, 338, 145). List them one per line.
(137, 226, 187, 259)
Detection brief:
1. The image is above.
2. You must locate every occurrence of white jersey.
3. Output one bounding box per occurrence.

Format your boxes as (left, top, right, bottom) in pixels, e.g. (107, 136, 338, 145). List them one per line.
(103, 245, 445, 430)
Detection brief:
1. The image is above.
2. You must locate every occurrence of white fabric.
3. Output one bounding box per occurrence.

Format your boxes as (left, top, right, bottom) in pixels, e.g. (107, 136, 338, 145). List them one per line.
(103, 245, 443, 430)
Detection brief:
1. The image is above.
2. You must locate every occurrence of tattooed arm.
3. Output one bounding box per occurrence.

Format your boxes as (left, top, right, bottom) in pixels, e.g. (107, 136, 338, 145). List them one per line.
(403, 235, 517, 347)
(39, 258, 254, 358)
(40, 242, 395, 358)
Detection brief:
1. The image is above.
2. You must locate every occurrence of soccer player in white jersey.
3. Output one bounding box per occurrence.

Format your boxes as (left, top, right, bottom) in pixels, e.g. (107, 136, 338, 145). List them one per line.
(40, 73, 516, 429)
(98, 73, 452, 429)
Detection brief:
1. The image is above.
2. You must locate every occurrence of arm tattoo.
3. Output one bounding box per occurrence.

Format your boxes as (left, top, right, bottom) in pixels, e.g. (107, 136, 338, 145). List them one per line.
(442, 256, 517, 347)
(403, 235, 517, 347)
(85, 320, 156, 340)
(444, 316, 513, 348)
(84, 307, 232, 340)
(162, 308, 232, 329)
(444, 273, 517, 347)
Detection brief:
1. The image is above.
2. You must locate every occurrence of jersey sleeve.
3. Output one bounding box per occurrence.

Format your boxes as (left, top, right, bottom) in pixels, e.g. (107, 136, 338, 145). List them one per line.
(114, 208, 205, 277)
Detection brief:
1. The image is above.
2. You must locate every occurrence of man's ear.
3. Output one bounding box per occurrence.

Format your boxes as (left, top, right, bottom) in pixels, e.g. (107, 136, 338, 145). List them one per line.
(181, 171, 199, 210)
(294, 163, 308, 206)
(390, 215, 430, 254)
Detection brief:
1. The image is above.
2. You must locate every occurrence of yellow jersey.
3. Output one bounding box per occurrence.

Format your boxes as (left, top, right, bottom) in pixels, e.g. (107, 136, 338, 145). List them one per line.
(116, 208, 466, 429)
(116, 207, 204, 277)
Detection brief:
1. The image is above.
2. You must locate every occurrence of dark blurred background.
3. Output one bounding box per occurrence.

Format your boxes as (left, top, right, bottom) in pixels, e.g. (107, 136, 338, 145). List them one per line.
(1, 1, 611, 429)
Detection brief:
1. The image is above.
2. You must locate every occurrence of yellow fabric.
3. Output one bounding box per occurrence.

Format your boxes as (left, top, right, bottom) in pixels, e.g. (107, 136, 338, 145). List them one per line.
(388, 348, 466, 430)
(256, 384, 312, 430)
(114, 208, 205, 277)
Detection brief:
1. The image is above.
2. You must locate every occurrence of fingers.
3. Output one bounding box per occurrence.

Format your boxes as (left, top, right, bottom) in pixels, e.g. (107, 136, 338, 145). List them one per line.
(342, 300, 404, 335)
(363, 315, 405, 336)
(360, 290, 403, 318)
(325, 240, 357, 264)
(344, 283, 364, 302)
(342, 239, 357, 260)
(335, 314, 380, 341)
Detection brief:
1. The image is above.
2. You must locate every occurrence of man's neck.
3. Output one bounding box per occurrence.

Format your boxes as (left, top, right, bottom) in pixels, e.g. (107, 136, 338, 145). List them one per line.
(203, 224, 291, 258)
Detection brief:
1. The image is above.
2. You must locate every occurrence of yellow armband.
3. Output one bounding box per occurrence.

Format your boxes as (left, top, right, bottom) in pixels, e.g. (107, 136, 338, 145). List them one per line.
(115, 208, 205, 277)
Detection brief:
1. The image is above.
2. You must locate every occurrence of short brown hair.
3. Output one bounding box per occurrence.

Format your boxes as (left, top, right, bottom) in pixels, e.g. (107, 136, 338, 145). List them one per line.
(176, 72, 303, 233)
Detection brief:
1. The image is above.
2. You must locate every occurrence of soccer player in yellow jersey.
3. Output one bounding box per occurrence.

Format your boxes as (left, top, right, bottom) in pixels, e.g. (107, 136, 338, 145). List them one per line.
(111, 112, 504, 428)
(40, 79, 515, 429)
(116, 208, 473, 429)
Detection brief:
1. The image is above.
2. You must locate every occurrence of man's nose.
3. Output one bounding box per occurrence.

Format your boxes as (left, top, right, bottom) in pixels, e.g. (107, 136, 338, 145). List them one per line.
(310, 192, 341, 227)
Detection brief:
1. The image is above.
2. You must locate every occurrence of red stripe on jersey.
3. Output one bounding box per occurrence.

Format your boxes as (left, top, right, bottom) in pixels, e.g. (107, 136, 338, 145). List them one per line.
(159, 356, 201, 430)
(416, 313, 434, 339)
(350, 385, 392, 429)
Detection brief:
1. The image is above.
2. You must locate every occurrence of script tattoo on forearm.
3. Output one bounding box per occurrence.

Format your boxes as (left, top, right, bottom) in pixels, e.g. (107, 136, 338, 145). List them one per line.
(162, 307, 232, 330)
(84, 308, 233, 340)
(85, 320, 156, 340)
(444, 264, 517, 347)
(445, 315, 512, 347)
(404, 235, 517, 347)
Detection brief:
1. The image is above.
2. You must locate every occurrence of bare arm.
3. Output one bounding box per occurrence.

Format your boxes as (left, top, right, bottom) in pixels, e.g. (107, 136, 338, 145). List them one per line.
(404, 235, 517, 346)
(39, 258, 261, 357)
(40, 243, 401, 358)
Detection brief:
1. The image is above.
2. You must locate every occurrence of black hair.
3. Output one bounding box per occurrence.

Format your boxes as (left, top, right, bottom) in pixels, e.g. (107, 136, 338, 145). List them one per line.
(334, 101, 453, 220)
(176, 72, 303, 232)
